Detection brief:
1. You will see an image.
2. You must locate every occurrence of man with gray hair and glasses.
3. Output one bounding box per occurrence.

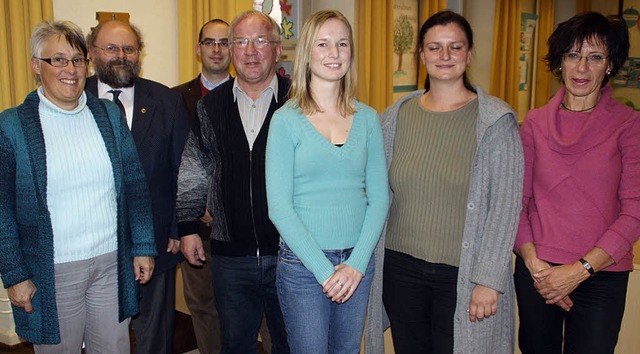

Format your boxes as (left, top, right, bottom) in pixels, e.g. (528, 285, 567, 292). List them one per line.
(177, 11, 290, 354)
(85, 20, 189, 354)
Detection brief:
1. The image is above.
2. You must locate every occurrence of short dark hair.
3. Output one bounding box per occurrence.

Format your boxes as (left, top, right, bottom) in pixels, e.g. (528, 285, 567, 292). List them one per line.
(86, 20, 145, 52)
(198, 19, 229, 43)
(545, 11, 629, 86)
(417, 10, 475, 93)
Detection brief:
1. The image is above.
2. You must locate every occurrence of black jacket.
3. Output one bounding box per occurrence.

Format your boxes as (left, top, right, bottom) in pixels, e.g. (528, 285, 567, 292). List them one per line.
(177, 74, 290, 257)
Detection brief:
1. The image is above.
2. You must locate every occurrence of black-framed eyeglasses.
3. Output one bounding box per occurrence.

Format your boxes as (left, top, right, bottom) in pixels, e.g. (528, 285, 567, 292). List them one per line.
(93, 44, 139, 56)
(36, 57, 89, 67)
(562, 52, 608, 66)
(199, 39, 229, 48)
(231, 37, 279, 49)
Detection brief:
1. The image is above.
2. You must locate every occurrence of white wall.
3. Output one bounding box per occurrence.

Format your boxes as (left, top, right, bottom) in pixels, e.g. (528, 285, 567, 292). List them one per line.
(53, 0, 180, 87)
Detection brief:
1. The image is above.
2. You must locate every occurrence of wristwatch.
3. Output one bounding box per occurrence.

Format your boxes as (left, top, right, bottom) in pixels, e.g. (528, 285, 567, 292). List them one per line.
(579, 258, 595, 275)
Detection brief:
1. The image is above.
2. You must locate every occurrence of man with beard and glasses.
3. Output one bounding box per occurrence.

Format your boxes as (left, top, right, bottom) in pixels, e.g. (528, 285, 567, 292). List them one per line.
(84, 20, 189, 354)
(172, 18, 231, 354)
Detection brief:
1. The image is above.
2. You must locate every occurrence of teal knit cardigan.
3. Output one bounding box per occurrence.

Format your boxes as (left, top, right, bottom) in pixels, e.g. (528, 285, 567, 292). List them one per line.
(0, 90, 157, 344)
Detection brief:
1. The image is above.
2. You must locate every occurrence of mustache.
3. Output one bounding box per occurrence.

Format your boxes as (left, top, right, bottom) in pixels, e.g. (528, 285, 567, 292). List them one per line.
(95, 57, 140, 88)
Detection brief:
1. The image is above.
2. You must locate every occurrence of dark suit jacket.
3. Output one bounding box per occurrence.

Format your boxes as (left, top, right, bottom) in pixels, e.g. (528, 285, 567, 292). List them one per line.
(86, 76, 189, 273)
(172, 74, 202, 125)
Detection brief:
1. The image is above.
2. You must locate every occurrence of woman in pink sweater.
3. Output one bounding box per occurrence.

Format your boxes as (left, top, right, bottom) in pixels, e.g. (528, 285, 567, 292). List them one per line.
(514, 11, 640, 354)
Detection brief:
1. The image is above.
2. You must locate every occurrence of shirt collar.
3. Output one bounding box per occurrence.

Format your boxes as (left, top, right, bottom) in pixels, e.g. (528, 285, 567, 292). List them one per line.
(200, 74, 230, 91)
(232, 74, 278, 103)
(97, 80, 135, 103)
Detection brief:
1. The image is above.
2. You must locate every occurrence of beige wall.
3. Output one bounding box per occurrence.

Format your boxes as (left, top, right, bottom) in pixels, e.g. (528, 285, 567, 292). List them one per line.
(53, 0, 180, 87)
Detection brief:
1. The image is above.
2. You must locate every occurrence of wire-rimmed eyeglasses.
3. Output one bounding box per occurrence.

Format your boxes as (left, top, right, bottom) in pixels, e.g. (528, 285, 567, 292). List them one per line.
(93, 44, 139, 56)
(231, 37, 279, 49)
(563, 52, 608, 66)
(199, 39, 229, 48)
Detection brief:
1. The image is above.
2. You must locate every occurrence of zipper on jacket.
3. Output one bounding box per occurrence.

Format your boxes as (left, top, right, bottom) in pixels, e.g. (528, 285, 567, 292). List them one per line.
(248, 149, 261, 265)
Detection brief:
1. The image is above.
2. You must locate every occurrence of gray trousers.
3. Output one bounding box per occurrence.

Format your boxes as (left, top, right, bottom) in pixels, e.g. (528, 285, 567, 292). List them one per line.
(34, 251, 130, 354)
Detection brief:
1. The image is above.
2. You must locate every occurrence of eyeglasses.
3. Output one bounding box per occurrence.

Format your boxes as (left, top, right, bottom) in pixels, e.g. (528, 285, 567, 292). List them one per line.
(231, 37, 278, 49)
(200, 39, 229, 48)
(93, 45, 139, 56)
(36, 57, 89, 67)
(563, 52, 608, 65)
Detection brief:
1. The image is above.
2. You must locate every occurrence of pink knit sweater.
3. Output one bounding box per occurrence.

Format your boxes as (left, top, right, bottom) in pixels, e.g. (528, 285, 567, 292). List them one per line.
(515, 85, 640, 271)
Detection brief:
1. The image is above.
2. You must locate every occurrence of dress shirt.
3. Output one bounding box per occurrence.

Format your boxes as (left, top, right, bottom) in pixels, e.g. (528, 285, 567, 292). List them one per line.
(232, 75, 278, 150)
(201, 74, 230, 91)
(97, 81, 134, 128)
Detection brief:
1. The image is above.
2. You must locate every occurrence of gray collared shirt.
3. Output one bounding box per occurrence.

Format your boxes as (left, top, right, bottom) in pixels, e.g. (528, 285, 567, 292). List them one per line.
(232, 75, 278, 150)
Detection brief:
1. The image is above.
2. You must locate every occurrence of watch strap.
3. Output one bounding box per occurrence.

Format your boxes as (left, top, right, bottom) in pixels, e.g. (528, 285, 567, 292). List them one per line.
(579, 258, 595, 275)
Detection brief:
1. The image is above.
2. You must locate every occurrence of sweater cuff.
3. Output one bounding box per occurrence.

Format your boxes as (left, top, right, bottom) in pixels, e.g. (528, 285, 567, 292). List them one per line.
(130, 242, 158, 258)
(595, 229, 633, 264)
(514, 223, 533, 252)
(1, 267, 32, 289)
(178, 221, 200, 237)
(470, 261, 508, 294)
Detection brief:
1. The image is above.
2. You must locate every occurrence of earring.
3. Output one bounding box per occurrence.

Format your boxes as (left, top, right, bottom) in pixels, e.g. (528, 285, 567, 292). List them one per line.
(607, 70, 611, 75)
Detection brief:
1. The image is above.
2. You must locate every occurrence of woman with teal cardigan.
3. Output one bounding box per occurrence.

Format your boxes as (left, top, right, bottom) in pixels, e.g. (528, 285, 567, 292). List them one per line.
(0, 20, 156, 351)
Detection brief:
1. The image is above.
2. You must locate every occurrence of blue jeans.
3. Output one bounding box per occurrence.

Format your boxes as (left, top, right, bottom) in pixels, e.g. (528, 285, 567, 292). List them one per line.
(276, 244, 375, 354)
(212, 255, 289, 354)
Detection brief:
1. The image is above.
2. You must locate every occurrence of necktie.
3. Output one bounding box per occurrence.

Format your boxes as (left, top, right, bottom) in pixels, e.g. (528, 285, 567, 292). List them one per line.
(108, 89, 126, 116)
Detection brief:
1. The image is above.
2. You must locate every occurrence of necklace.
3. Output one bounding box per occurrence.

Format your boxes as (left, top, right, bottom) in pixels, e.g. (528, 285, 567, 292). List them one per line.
(560, 102, 597, 112)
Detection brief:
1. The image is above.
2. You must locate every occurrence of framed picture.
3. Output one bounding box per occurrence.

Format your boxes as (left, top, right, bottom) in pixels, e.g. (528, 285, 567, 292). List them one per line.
(614, 0, 640, 88)
(260, 0, 299, 62)
(276, 60, 293, 80)
(259, 0, 301, 41)
(393, 0, 420, 93)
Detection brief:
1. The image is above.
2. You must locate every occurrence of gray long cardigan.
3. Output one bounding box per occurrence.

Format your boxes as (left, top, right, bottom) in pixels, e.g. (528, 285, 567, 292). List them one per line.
(364, 87, 524, 354)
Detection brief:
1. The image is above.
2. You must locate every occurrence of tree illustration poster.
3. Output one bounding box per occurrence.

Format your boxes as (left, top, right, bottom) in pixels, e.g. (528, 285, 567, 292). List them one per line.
(393, 0, 419, 92)
(260, 0, 300, 40)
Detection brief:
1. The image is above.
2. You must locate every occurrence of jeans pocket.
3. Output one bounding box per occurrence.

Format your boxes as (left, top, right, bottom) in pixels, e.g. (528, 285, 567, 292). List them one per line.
(278, 247, 303, 265)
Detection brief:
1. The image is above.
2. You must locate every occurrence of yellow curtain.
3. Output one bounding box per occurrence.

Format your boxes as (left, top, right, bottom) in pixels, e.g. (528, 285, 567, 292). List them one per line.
(176, 0, 252, 84)
(576, 0, 592, 14)
(533, 0, 554, 108)
(417, 0, 447, 91)
(0, 0, 53, 111)
(489, 0, 521, 111)
(356, 0, 394, 113)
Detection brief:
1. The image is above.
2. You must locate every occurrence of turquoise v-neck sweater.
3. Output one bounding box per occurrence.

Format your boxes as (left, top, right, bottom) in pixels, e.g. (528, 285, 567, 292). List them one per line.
(266, 100, 389, 284)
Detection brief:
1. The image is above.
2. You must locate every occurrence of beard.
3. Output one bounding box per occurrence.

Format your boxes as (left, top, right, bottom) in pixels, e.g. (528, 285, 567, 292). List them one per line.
(94, 57, 141, 88)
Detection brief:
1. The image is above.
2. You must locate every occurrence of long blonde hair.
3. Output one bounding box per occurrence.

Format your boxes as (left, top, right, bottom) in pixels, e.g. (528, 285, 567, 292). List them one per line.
(288, 10, 357, 116)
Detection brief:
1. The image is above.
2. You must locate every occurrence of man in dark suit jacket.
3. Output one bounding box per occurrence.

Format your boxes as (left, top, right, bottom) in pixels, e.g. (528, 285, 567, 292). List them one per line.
(85, 20, 189, 354)
(172, 18, 230, 354)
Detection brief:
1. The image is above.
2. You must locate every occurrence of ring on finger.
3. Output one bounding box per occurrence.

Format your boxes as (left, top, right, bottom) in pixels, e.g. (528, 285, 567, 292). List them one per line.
(337, 281, 344, 287)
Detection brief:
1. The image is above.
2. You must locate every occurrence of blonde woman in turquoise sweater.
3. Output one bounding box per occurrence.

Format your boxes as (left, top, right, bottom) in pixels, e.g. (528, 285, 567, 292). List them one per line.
(265, 10, 389, 354)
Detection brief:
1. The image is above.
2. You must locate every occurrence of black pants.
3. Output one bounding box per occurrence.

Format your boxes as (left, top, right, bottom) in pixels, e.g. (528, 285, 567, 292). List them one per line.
(132, 268, 176, 354)
(382, 249, 458, 354)
(514, 255, 629, 354)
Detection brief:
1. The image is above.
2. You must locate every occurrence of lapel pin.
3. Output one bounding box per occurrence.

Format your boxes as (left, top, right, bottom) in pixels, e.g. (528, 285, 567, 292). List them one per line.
(141, 108, 147, 114)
